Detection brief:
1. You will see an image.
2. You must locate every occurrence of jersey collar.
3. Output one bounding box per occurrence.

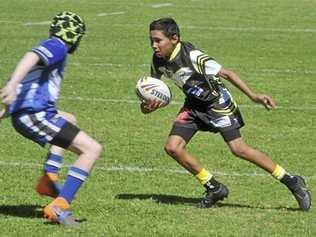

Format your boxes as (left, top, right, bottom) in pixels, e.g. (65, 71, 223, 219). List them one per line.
(52, 36, 66, 46)
(169, 42, 181, 61)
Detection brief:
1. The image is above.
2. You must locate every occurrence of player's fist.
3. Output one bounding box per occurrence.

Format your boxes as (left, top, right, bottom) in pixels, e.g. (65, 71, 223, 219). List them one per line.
(140, 100, 164, 114)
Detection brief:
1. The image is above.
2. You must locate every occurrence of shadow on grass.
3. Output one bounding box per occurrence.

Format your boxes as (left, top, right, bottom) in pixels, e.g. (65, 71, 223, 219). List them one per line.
(217, 202, 300, 211)
(0, 204, 89, 224)
(116, 193, 200, 205)
(0, 204, 43, 218)
(115, 193, 301, 211)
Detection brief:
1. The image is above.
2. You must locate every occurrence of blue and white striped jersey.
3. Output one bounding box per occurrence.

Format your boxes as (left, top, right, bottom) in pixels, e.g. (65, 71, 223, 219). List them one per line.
(9, 37, 68, 114)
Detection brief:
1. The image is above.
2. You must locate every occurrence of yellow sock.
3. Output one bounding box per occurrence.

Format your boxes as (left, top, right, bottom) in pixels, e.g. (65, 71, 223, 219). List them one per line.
(272, 164, 286, 180)
(195, 168, 213, 185)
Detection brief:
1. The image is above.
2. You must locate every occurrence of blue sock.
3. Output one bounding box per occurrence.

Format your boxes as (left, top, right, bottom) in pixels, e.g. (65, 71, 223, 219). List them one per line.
(44, 153, 63, 174)
(59, 166, 89, 204)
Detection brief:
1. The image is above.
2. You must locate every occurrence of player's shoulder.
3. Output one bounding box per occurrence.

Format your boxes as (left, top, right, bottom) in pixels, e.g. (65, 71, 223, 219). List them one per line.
(32, 37, 68, 65)
(38, 37, 68, 53)
(181, 41, 205, 60)
(35, 37, 67, 54)
(185, 43, 214, 63)
(181, 41, 197, 51)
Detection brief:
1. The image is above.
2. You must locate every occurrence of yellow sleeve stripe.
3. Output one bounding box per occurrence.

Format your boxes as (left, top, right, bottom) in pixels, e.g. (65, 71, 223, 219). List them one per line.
(196, 54, 212, 74)
(197, 54, 209, 73)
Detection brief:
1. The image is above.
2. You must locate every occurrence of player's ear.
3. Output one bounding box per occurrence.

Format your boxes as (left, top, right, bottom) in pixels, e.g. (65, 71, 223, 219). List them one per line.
(170, 34, 179, 44)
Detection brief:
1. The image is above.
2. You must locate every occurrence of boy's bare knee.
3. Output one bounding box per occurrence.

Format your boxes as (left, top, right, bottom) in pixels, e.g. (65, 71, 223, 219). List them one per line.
(59, 111, 77, 125)
(66, 113, 77, 125)
(164, 143, 182, 157)
(70, 136, 102, 159)
(83, 141, 102, 159)
(93, 142, 103, 158)
(230, 145, 248, 158)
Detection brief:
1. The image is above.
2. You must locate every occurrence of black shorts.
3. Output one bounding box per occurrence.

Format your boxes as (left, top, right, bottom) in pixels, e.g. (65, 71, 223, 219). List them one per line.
(169, 95, 244, 143)
(12, 110, 80, 149)
(50, 122, 80, 149)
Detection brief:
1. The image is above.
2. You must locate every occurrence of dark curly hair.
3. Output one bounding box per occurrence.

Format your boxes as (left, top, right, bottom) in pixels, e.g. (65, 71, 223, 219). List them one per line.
(149, 18, 180, 39)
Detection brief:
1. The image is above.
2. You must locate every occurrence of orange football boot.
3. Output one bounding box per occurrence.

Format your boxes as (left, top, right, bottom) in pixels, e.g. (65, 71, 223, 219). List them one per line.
(36, 173, 61, 198)
(43, 197, 70, 222)
(44, 197, 78, 227)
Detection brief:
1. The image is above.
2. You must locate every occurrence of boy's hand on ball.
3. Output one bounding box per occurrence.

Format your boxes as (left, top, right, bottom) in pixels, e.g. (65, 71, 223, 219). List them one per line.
(140, 100, 164, 114)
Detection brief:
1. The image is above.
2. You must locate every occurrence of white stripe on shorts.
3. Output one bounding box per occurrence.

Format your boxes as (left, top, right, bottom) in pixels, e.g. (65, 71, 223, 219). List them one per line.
(20, 115, 53, 141)
(35, 112, 60, 132)
(19, 114, 44, 136)
(19, 112, 60, 141)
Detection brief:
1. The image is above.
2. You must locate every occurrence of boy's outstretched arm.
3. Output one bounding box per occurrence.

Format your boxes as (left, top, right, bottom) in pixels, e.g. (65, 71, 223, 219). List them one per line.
(0, 52, 40, 105)
(218, 68, 276, 110)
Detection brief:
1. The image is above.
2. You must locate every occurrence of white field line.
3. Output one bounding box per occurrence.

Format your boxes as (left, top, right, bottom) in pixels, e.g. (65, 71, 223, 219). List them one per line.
(19, 18, 316, 34)
(60, 96, 316, 111)
(0, 20, 22, 24)
(97, 12, 126, 17)
(112, 23, 316, 34)
(24, 21, 50, 26)
(259, 68, 316, 75)
(69, 62, 148, 68)
(1, 60, 315, 75)
(2, 59, 316, 75)
(68, 62, 316, 75)
(150, 3, 174, 8)
(183, 25, 316, 33)
(1, 160, 315, 180)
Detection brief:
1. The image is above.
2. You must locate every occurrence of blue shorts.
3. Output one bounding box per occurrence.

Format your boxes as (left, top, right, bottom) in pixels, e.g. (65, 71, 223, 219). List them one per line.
(11, 110, 80, 148)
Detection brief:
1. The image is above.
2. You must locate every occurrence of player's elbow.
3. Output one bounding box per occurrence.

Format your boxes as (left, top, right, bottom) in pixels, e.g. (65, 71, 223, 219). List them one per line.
(219, 68, 237, 81)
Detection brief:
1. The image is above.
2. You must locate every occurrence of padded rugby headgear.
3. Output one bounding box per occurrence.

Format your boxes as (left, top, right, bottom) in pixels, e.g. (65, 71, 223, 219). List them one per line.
(50, 11, 85, 45)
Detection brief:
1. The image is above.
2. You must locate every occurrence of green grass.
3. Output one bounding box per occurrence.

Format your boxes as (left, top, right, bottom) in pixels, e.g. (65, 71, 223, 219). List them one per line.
(0, 0, 315, 236)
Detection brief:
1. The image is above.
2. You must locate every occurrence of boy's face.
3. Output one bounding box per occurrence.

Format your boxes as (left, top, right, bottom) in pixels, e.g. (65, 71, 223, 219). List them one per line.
(150, 30, 179, 59)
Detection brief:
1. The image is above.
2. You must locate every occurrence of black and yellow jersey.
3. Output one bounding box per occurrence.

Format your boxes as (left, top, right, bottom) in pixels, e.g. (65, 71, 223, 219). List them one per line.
(151, 41, 226, 104)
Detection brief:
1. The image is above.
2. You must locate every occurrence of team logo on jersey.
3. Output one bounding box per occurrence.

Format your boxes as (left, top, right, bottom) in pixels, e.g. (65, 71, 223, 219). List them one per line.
(174, 67, 193, 85)
(158, 67, 193, 88)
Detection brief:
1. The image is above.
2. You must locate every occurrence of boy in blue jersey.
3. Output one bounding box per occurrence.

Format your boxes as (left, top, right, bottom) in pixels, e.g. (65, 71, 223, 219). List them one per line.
(141, 18, 311, 211)
(0, 12, 102, 226)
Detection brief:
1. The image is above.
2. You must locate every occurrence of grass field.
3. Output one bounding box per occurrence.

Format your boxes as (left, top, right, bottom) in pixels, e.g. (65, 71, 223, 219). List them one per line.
(0, 0, 315, 236)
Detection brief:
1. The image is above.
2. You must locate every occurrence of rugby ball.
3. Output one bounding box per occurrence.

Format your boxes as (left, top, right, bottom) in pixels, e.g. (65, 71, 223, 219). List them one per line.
(135, 76, 171, 105)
